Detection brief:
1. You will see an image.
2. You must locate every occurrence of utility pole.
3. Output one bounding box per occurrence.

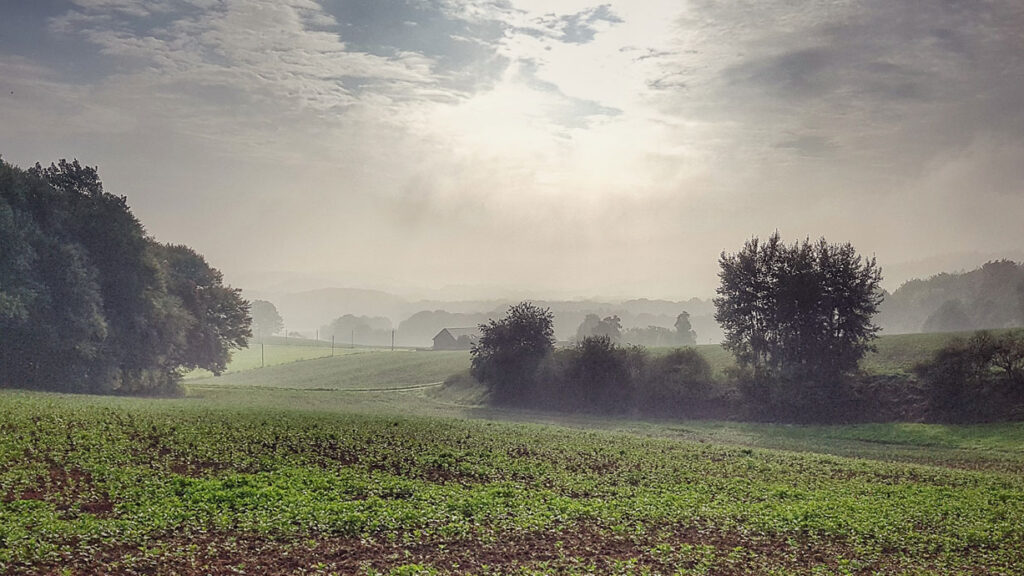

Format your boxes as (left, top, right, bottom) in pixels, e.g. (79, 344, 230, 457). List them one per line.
(331, 335, 335, 357)
(351, 328, 354, 349)
(391, 329, 395, 351)
(261, 342, 265, 368)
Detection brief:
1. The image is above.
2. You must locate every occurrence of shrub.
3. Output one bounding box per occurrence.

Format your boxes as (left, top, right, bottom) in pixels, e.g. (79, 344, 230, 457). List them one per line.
(638, 349, 716, 417)
(470, 302, 554, 405)
(546, 336, 634, 413)
(915, 330, 1024, 422)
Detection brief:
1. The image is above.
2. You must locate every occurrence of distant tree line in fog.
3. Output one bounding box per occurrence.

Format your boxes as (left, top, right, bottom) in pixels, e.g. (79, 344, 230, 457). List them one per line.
(574, 311, 697, 347)
(878, 260, 1024, 334)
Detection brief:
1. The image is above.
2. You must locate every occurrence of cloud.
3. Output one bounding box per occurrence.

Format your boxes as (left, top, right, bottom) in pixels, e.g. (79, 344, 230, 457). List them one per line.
(5, 0, 1024, 299)
(514, 4, 623, 44)
(653, 0, 1024, 177)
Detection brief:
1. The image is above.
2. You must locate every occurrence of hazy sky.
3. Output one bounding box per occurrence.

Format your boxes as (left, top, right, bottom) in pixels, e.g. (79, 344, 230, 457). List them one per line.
(3, 0, 1024, 299)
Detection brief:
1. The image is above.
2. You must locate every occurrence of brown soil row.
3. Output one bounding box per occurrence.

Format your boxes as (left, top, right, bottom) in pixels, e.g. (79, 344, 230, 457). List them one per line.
(13, 523, 929, 576)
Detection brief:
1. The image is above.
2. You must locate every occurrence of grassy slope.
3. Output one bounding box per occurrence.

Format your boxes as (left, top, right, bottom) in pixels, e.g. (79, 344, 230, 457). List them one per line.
(196, 330, 952, 388)
(188, 350, 470, 390)
(184, 344, 405, 379)
(687, 331, 967, 378)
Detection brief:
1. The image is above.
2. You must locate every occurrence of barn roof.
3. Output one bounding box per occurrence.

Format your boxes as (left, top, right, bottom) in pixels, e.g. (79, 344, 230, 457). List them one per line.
(435, 327, 481, 340)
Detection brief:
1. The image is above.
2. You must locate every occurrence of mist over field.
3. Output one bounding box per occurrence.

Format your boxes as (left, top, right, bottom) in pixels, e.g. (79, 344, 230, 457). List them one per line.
(3, 0, 1024, 302)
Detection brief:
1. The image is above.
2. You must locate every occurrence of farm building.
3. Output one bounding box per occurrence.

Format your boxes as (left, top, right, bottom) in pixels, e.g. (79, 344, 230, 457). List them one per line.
(432, 327, 481, 350)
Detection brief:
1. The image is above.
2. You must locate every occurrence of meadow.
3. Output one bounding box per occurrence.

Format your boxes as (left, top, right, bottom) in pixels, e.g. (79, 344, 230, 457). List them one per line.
(2, 336, 1023, 575)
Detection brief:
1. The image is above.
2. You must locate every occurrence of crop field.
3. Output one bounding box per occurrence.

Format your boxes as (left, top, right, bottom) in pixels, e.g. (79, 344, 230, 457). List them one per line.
(3, 384, 1024, 575)
(3, 339, 1024, 575)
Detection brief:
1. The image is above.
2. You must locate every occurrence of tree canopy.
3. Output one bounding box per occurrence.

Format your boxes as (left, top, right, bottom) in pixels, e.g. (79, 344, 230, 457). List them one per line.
(470, 302, 554, 405)
(714, 233, 883, 414)
(0, 158, 250, 394)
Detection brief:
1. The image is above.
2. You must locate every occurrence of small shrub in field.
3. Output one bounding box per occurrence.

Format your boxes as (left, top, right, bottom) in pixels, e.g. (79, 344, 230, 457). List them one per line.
(638, 348, 716, 417)
(470, 302, 555, 406)
(547, 336, 634, 413)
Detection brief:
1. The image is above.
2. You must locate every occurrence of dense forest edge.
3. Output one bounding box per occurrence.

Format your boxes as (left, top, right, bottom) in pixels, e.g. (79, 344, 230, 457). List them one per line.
(0, 158, 250, 395)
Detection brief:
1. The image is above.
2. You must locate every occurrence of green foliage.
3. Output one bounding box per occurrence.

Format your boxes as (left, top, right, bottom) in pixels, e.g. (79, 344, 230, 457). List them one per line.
(0, 159, 250, 394)
(471, 302, 555, 405)
(1, 390, 1023, 574)
(557, 335, 634, 413)
(154, 244, 251, 376)
(638, 348, 717, 417)
(916, 330, 1024, 421)
(715, 233, 883, 420)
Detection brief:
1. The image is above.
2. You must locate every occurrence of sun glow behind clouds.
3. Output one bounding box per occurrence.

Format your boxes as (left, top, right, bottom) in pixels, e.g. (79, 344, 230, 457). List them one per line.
(2, 0, 1024, 297)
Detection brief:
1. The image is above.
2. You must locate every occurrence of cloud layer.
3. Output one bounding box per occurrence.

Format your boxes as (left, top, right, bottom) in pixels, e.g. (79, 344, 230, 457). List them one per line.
(2, 0, 1023, 300)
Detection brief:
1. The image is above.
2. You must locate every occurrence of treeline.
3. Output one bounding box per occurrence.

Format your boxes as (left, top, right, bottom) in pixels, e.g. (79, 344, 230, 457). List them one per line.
(467, 302, 1024, 423)
(879, 260, 1024, 334)
(574, 312, 697, 347)
(469, 234, 1024, 424)
(468, 303, 727, 418)
(0, 159, 250, 395)
(917, 330, 1024, 422)
(539, 338, 722, 417)
(320, 314, 394, 347)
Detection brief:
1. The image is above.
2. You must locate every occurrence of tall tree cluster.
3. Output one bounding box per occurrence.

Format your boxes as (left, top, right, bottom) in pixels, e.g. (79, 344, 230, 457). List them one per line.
(0, 159, 250, 394)
(714, 233, 883, 417)
(471, 302, 555, 405)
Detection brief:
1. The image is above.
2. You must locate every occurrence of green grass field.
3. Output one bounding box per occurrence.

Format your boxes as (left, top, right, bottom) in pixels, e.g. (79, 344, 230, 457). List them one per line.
(687, 331, 968, 378)
(183, 341, 416, 379)
(3, 335, 1024, 574)
(188, 349, 470, 390)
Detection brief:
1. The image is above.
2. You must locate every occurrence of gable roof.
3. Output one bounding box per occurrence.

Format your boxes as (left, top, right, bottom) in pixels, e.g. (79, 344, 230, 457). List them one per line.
(435, 327, 481, 340)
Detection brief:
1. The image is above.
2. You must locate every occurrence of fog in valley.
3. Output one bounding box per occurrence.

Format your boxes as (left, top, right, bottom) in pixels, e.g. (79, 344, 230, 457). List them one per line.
(3, 0, 1024, 331)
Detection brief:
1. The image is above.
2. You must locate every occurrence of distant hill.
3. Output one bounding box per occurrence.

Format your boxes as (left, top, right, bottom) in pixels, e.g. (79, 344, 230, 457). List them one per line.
(877, 260, 1024, 334)
(240, 287, 720, 346)
(243, 287, 410, 331)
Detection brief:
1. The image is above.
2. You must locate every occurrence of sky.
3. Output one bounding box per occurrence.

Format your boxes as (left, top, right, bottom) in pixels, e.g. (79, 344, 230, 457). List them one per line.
(2, 0, 1024, 300)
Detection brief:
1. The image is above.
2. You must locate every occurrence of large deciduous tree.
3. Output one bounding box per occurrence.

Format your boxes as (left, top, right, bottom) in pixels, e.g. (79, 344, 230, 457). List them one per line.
(714, 233, 883, 416)
(155, 244, 251, 376)
(471, 302, 554, 405)
(0, 158, 250, 394)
